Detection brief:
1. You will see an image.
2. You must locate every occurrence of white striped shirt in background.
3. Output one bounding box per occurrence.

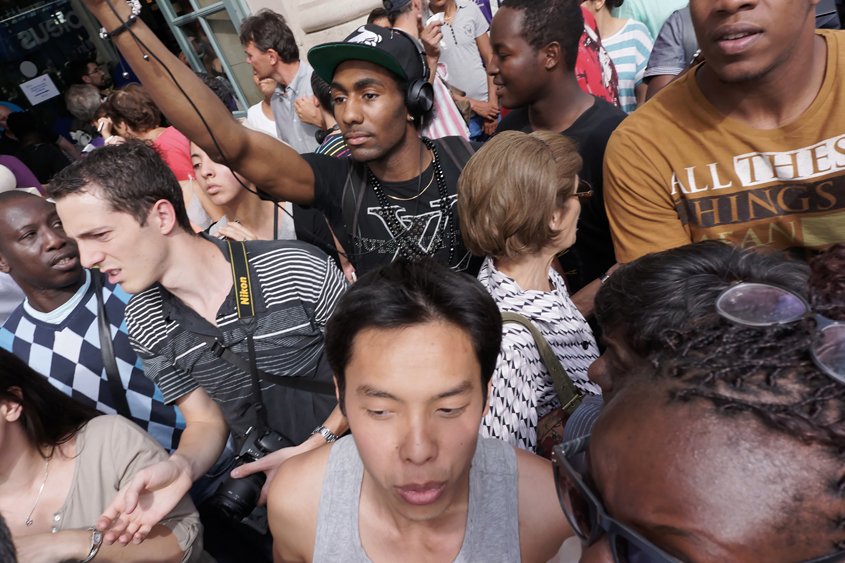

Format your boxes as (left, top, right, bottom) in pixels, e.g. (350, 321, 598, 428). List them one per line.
(423, 62, 470, 141)
(601, 19, 654, 113)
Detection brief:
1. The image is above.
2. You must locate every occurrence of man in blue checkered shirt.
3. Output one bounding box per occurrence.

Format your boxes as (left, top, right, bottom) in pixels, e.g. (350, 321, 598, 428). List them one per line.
(0, 190, 185, 453)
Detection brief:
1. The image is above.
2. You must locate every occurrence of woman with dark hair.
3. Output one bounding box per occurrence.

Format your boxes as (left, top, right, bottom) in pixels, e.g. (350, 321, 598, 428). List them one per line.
(580, 0, 653, 113)
(189, 140, 341, 273)
(0, 350, 210, 562)
(98, 84, 224, 230)
(555, 245, 845, 561)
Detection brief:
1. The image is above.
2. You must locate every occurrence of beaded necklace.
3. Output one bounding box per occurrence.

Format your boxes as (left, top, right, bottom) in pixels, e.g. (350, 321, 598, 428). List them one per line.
(367, 138, 457, 265)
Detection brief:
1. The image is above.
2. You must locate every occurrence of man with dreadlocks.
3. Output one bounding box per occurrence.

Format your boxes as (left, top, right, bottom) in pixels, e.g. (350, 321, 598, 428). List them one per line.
(557, 244, 845, 561)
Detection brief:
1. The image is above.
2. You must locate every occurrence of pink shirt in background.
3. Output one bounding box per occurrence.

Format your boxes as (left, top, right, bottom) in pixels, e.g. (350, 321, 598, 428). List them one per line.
(153, 126, 194, 181)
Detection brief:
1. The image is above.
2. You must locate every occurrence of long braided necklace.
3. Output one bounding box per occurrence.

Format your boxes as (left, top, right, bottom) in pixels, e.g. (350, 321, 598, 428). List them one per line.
(368, 138, 457, 265)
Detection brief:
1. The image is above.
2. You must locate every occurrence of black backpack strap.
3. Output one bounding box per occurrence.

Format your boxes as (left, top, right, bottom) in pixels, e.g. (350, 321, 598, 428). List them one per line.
(436, 135, 476, 171)
(93, 271, 132, 418)
(192, 332, 336, 396)
(341, 161, 368, 270)
(501, 312, 584, 416)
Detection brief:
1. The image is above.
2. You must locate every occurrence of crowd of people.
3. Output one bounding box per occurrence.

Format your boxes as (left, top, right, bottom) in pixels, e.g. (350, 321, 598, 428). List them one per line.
(1, 0, 845, 562)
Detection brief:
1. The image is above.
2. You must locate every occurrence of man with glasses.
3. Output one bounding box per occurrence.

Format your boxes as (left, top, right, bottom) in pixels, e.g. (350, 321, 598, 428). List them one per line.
(552, 245, 845, 561)
(267, 259, 573, 562)
(67, 59, 111, 101)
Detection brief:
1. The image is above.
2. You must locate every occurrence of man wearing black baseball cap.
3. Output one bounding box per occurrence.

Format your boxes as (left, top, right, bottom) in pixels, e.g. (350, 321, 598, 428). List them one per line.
(78, 0, 480, 279)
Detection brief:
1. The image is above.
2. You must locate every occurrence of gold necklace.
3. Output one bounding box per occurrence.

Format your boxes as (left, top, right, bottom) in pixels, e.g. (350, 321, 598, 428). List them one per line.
(386, 154, 436, 202)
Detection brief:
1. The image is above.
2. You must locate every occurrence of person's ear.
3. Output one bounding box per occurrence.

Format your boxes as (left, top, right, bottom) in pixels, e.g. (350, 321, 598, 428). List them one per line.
(543, 41, 563, 71)
(1, 389, 23, 423)
(549, 206, 568, 232)
(333, 375, 347, 418)
(595, 0, 607, 12)
(82, 75, 92, 85)
(482, 379, 492, 418)
(267, 48, 279, 66)
(149, 199, 179, 235)
(0, 250, 10, 274)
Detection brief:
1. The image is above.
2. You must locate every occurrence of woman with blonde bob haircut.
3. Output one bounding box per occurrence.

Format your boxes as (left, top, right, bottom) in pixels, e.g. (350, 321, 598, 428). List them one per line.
(458, 130, 602, 455)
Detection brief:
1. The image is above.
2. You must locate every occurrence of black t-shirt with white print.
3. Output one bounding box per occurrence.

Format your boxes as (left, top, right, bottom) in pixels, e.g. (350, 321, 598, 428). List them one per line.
(497, 97, 627, 292)
(303, 137, 481, 276)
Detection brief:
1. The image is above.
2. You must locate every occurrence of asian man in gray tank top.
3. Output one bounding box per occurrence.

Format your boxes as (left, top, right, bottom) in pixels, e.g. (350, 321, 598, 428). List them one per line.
(266, 259, 573, 563)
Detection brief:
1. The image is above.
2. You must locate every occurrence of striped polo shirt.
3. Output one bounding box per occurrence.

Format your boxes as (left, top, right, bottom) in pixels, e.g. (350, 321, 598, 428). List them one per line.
(124, 234, 348, 444)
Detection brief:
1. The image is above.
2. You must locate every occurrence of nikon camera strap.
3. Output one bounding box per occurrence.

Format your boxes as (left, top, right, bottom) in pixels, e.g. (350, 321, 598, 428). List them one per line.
(191, 242, 336, 419)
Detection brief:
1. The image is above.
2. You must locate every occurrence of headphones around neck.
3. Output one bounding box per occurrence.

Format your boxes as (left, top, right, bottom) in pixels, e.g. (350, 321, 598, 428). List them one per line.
(390, 28, 434, 118)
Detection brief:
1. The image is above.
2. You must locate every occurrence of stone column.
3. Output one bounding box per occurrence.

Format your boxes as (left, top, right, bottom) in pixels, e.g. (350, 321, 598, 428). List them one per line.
(245, 0, 382, 53)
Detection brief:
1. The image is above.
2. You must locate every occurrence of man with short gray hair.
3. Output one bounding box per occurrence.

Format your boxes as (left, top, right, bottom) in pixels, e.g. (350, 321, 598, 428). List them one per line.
(239, 9, 319, 153)
(65, 85, 103, 151)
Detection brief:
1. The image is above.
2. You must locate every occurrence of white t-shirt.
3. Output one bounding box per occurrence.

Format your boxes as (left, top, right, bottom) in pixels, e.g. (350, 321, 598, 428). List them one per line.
(0, 272, 25, 325)
(247, 102, 279, 139)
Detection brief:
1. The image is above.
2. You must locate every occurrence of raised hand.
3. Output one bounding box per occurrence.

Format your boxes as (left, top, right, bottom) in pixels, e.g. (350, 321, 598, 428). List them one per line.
(418, 16, 445, 59)
(295, 95, 326, 129)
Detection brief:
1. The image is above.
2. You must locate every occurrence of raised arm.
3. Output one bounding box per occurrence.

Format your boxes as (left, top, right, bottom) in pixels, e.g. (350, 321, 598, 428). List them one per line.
(79, 0, 317, 205)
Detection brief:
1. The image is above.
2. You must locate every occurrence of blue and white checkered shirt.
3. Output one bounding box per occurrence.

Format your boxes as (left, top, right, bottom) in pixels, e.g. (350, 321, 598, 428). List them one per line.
(0, 270, 185, 452)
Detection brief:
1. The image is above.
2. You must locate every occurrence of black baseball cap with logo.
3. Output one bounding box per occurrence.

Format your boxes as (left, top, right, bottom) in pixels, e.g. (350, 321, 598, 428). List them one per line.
(308, 24, 427, 85)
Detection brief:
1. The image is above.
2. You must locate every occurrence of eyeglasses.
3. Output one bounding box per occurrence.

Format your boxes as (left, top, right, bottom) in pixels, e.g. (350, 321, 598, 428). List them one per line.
(572, 179, 593, 199)
(552, 436, 845, 563)
(716, 282, 845, 384)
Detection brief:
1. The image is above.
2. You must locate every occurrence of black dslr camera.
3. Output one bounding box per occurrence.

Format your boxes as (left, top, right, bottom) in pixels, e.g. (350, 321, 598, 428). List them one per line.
(210, 425, 289, 520)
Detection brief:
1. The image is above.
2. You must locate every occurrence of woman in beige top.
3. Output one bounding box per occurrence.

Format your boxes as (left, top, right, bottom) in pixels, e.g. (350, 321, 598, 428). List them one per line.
(0, 349, 211, 562)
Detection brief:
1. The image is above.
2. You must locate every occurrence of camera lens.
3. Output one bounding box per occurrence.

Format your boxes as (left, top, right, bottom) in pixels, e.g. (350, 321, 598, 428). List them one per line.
(210, 472, 266, 521)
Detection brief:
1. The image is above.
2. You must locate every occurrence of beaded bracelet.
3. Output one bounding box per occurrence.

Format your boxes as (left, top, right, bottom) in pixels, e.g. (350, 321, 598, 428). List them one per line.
(98, 0, 143, 40)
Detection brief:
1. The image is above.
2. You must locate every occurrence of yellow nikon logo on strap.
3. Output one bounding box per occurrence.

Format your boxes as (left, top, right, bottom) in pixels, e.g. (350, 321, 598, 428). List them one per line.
(239, 276, 250, 306)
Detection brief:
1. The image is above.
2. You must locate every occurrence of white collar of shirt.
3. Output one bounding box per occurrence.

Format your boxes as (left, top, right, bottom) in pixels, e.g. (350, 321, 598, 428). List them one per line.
(24, 269, 91, 324)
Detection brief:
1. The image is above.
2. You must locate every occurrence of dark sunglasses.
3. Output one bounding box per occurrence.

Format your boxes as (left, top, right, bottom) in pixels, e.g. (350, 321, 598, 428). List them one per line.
(552, 436, 845, 563)
(572, 179, 593, 199)
(716, 282, 845, 383)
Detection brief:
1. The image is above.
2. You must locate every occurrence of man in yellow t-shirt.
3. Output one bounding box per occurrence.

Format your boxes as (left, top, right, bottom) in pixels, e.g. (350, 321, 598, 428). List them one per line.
(604, 0, 845, 263)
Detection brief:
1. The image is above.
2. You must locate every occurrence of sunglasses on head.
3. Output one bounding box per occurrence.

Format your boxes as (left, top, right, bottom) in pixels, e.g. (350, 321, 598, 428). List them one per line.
(552, 436, 845, 563)
(716, 282, 845, 383)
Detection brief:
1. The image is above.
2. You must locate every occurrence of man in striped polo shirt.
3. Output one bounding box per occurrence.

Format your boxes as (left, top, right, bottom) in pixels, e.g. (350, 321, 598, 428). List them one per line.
(48, 140, 349, 548)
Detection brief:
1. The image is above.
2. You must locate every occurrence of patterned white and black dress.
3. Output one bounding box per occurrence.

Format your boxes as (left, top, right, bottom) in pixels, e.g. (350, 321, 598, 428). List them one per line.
(478, 257, 601, 453)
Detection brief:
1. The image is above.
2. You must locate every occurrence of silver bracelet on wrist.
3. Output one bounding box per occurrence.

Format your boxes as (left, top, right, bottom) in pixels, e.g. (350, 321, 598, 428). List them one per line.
(79, 527, 103, 563)
(310, 425, 338, 443)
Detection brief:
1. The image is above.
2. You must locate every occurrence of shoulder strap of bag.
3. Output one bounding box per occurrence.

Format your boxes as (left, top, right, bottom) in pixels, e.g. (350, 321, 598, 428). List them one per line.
(436, 136, 476, 171)
(341, 160, 368, 270)
(196, 242, 335, 398)
(191, 332, 335, 396)
(501, 312, 584, 416)
(93, 271, 132, 418)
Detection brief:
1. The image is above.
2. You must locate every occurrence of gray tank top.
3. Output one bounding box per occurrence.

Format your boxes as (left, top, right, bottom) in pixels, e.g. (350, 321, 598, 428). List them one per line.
(313, 435, 521, 563)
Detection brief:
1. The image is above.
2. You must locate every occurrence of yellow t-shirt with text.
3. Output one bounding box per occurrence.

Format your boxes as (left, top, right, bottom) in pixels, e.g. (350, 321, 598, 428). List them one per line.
(604, 30, 845, 262)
